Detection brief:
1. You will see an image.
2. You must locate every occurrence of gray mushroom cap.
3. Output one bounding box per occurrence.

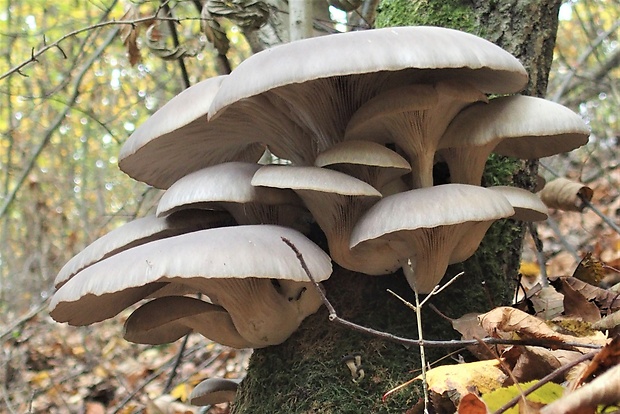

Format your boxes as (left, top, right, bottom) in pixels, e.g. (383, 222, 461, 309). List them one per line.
(206, 26, 527, 165)
(123, 296, 256, 349)
(350, 184, 514, 293)
(190, 377, 240, 406)
(118, 76, 264, 188)
(156, 162, 307, 228)
(54, 210, 233, 288)
(50, 225, 333, 347)
(252, 165, 400, 275)
(438, 95, 590, 186)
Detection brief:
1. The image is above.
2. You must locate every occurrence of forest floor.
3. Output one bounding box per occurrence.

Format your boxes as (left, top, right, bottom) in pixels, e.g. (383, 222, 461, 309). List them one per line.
(1, 155, 618, 414)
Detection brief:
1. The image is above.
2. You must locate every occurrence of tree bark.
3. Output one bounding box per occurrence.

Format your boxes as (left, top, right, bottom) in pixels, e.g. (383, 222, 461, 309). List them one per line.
(231, 1, 562, 412)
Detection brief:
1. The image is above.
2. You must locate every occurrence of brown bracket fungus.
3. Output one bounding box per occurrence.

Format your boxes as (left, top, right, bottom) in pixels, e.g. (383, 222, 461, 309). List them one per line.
(252, 165, 401, 275)
(54, 210, 233, 289)
(156, 162, 309, 230)
(189, 377, 240, 407)
(207, 26, 527, 165)
(118, 76, 264, 189)
(124, 296, 257, 349)
(438, 95, 590, 186)
(350, 184, 514, 293)
(50, 225, 332, 347)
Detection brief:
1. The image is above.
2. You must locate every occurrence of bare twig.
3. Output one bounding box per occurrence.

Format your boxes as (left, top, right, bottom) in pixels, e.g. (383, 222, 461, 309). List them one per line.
(280, 237, 602, 351)
(0, 299, 49, 343)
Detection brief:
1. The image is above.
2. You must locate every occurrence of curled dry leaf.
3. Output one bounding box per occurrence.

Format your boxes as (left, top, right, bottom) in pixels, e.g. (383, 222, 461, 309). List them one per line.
(549, 276, 620, 313)
(478, 307, 607, 351)
(538, 177, 593, 212)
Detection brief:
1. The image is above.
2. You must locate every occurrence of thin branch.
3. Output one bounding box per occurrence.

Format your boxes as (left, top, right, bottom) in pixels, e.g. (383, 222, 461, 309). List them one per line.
(280, 237, 602, 351)
(0, 28, 120, 220)
(0, 13, 206, 81)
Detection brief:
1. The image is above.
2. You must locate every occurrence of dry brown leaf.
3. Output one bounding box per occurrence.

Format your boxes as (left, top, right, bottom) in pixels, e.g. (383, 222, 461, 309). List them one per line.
(592, 309, 620, 331)
(550, 276, 620, 313)
(504, 346, 562, 382)
(573, 253, 607, 286)
(538, 178, 593, 212)
(478, 307, 607, 350)
(573, 335, 620, 389)
(458, 393, 490, 414)
(554, 278, 601, 323)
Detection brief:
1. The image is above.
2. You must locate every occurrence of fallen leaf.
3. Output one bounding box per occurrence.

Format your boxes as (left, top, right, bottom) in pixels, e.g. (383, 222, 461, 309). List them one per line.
(482, 381, 564, 414)
(458, 393, 490, 414)
(418, 359, 508, 399)
(538, 178, 593, 212)
(573, 253, 606, 286)
(555, 278, 601, 323)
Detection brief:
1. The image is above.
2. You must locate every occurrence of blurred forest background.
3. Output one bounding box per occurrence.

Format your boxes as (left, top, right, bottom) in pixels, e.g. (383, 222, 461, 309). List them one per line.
(0, 0, 618, 412)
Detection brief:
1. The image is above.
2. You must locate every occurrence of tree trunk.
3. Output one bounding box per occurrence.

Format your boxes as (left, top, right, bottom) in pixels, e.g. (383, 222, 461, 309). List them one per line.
(231, 1, 561, 412)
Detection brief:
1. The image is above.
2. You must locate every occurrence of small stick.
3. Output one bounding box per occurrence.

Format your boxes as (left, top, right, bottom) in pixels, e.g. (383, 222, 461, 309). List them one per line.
(280, 237, 602, 352)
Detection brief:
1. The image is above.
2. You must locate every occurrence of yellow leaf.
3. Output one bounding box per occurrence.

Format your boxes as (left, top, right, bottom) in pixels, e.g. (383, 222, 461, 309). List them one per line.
(520, 261, 540, 278)
(417, 359, 507, 398)
(482, 381, 564, 413)
(170, 382, 192, 402)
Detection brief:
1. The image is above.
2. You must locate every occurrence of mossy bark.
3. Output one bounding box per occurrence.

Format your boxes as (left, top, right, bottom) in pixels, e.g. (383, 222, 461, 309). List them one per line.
(231, 1, 562, 413)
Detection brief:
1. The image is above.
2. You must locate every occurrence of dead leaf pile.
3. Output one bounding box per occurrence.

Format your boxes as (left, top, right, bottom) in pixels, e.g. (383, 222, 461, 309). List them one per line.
(0, 309, 249, 413)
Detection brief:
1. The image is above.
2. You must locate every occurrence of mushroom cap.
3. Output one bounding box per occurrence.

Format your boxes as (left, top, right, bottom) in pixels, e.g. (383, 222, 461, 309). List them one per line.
(123, 296, 256, 348)
(350, 184, 514, 292)
(440, 95, 590, 158)
(156, 162, 299, 217)
(487, 186, 548, 221)
(50, 225, 332, 327)
(118, 76, 264, 188)
(189, 377, 240, 406)
(54, 210, 233, 288)
(314, 140, 411, 192)
(210, 26, 527, 118)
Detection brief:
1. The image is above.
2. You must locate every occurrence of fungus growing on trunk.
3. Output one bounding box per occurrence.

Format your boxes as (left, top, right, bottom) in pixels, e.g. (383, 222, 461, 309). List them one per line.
(252, 165, 401, 275)
(54, 210, 233, 288)
(350, 184, 515, 293)
(207, 26, 527, 164)
(123, 296, 256, 349)
(438, 95, 590, 186)
(50, 225, 332, 347)
(118, 76, 264, 189)
(345, 81, 487, 188)
(156, 162, 308, 230)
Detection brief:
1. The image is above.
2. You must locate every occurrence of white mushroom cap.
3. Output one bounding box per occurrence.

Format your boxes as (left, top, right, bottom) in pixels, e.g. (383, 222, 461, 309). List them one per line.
(118, 76, 264, 188)
(156, 162, 307, 228)
(350, 184, 514, 293)
(345, 81, 487, 188)
(50, 225, 332, 347)
(123, 296, 256, 348)
(252, 166, 399, 275)
(314, 140, 411, 191)
(54, 210, 233, 288)
(190, 377, 240, 406)
(207, 26, 526, 165)
(487, 186, 548, 222)
(438, 95, 590, 186)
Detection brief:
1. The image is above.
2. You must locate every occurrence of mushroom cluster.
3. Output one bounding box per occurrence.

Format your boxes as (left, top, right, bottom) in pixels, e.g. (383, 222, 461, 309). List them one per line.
(50, 27, 589, 352)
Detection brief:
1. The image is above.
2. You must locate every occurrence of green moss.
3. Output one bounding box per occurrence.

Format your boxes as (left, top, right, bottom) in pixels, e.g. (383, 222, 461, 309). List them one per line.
(375, 0, 479, 34)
